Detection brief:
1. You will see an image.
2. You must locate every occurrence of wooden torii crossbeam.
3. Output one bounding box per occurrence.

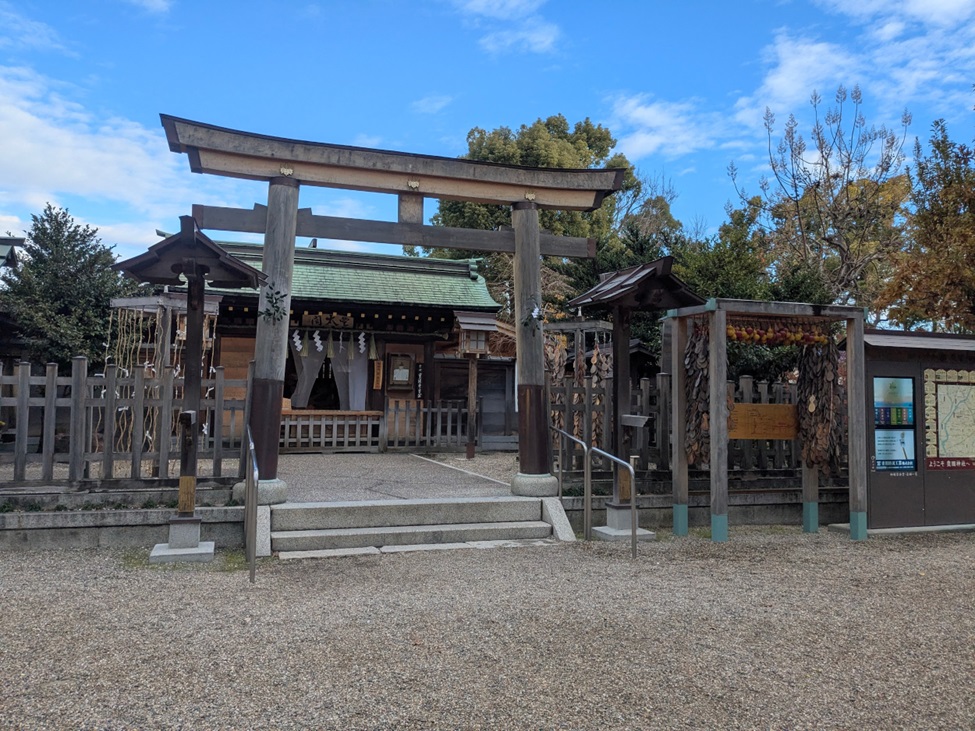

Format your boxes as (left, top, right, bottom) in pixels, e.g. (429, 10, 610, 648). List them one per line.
(161, 115, 624, 498)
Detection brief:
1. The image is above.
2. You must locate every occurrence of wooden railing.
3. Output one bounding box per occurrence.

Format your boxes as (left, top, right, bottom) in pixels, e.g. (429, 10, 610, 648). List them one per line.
(0, 357, 250, 485)
(549, 373, 820, 475)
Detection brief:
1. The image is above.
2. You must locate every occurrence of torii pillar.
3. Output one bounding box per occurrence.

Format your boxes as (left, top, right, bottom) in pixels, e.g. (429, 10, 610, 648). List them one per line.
(510, 202, 558, 496)
(249, 176, 300, 502)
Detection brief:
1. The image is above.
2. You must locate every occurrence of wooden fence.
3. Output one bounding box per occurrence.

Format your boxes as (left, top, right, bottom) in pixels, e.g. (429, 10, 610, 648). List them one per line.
(0, 357, 250, 485)
(550, 373, 814, 474)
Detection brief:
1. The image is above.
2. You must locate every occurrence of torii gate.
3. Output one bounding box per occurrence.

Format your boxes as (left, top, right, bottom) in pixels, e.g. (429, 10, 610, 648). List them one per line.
(161, 115, 624, 500)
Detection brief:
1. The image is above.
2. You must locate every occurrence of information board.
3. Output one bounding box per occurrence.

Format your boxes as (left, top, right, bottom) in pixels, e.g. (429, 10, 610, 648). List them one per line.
(728, 403, 798, 440)
(873, 377, 916, 472)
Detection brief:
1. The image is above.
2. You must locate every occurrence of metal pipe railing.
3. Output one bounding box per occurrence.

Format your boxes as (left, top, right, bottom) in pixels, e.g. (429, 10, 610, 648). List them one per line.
(588, 446, 639, 559)
(552, 427, 592, 540)
(243, 425, 259, 584)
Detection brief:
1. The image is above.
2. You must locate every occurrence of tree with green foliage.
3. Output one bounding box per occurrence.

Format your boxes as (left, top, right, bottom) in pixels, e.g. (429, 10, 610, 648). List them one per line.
(732, 85, 912, 313)
(0, 204, 137, 370)
(421, 115, 637, 320)
(878, 120, 975, 332)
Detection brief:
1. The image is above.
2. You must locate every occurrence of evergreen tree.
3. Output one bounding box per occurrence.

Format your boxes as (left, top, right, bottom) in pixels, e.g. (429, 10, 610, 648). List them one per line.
(0, 204, 137, 370)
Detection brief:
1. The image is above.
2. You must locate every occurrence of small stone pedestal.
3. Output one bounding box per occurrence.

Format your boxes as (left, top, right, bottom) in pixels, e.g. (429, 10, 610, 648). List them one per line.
(149, 515, 215, 563)
(510, 473, 559, 497)
(594, 502, 656, 542)
(232, 478, 288, 505)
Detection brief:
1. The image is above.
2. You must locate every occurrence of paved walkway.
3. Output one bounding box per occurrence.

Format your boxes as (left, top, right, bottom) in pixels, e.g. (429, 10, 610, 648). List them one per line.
(276, 452, 513, 502)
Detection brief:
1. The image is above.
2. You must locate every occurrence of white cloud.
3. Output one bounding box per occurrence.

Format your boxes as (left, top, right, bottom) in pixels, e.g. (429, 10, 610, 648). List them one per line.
(452, 0, 547, 21)
(479, 20, 560, 54)
(814, 0, 975, 26)
(121, 0, 173, 12)
(452, 0, 559, 55)
(0, 2, 69, 53)
(610, 94, 724, 160)
(733, 32, 859, 129)
(411, 94, 454, 115)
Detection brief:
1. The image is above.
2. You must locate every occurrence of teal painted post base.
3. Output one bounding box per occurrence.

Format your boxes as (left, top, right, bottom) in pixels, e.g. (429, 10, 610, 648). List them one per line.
(711, 513, 728, 542)
(802, 502, 819, 533)
(673, 504, 688, 536)
(850, 511, 868, 541)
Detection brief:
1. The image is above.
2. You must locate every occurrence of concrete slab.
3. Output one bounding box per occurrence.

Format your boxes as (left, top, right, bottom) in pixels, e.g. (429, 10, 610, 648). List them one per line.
(379, 543, 471, 553)
(148, 541, 215, 563)
(256, 506, 271, 557)
(828, 522, 975, 536)
(593, 526, 657, 543)
(541, 497, 576, 542)
(277, 547, 380, 560)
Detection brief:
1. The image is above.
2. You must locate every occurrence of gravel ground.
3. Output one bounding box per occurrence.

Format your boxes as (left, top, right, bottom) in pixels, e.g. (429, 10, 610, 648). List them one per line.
(2, 529, 973, 730)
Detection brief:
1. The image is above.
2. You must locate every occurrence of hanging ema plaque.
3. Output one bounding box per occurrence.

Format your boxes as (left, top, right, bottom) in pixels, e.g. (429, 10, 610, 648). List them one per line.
(923, 368, 975, 470)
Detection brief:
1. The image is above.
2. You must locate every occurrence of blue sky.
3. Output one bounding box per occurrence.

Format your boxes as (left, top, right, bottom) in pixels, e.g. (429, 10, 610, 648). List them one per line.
(2, 0, 974, 261)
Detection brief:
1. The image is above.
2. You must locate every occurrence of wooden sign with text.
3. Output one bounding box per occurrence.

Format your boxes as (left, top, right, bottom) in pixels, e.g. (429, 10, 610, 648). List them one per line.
(728, 403, 798, 440)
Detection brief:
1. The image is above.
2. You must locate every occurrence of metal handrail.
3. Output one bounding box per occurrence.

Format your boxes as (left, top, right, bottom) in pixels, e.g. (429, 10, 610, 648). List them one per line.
(243, 425, 259, 584)
(588, 446, 639, 559)
(552, 427, 592, 541)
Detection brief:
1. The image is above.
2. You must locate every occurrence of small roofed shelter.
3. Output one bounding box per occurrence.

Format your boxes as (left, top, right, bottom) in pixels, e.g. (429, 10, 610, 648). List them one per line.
(664, 299, 867, 542)
(114, 216, 264, 517)
(568, 257, 705, 538)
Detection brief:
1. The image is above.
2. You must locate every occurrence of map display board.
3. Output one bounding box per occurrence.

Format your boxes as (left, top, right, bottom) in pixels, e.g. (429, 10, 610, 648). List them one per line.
(873, 377, 917, 471)
(924, 368, 975, 470)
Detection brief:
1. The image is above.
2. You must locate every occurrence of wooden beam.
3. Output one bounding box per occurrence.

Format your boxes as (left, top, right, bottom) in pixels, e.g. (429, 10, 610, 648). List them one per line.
(163, 115, 624, 211)
(667, 299, 865, 321)
(192, 203, 596, 258)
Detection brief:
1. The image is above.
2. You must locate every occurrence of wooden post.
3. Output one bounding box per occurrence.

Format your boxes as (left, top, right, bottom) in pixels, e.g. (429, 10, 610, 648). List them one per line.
(177, 410, 198, 515)
(466, 354, 478, 459)
(611, 305, 632, 504)
(250, 176, 300, 482)
(802, 464, 820, 532)
(158, 365, 174, 479)
(103, 364, 117, 479)
(42, 363, 57, 482)
(69, 356, 87, 483)
(847, 315, 868, 539)
(14, 362, 29, 482)
(131, 368, 145, 479)
(709, 308, 729, 542)
(511, 201, 556, 495)
(671, 318, 689, 536)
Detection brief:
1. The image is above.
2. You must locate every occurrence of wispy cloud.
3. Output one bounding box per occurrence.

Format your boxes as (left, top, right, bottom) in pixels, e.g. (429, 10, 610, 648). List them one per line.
(121, 0, 173, 13)
(610, 94, 724, 160)
(0, 2, 69, 53)
(452, 0, 546, 21)
(411, 94, 453, 115)
(452, 0, 560, 55)
(733, 32, 858, 129)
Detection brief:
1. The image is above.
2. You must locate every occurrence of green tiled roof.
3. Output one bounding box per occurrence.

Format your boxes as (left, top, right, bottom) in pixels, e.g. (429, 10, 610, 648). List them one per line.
(217, 242, 499, 312)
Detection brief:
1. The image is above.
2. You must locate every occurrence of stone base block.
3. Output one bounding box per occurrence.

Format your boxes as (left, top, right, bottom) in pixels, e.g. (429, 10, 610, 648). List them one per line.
(232, 478, 288, 505)
(510, 473, 559, 497)
(149, 541, 215, 564)
(593, 526, 657, 542)
(167, 516, 201, 549)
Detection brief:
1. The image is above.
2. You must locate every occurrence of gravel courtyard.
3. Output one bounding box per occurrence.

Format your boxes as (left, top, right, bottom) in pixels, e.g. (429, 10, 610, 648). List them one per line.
(2, 528, 973, 730)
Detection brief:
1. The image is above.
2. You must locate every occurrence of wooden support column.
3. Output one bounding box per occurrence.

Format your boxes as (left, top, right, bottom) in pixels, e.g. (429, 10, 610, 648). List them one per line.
(178, 266, 205, 515)
(510, 201, 557, 496)
(671, 317, 689, 536)
(802, 464, 820, 533)
(847, 315, 868, 539)
(250, 176, 300, 484)
(611, 305, 632, 503)
(708, 308, 729, 542)
(467, 354, 478, 459)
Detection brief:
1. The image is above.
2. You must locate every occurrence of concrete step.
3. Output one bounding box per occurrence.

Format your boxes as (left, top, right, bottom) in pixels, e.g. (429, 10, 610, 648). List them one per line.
(271, 520, 552, 552)
(277, 538, 559, 560)
(271, 496, 541, 532)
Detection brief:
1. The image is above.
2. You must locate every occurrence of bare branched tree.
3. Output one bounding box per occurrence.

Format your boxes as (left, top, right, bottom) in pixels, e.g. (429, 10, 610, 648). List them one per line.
(731, 85, 912, 311)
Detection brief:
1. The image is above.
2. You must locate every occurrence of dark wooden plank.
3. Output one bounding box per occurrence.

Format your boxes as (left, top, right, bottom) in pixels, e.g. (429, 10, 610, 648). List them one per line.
(14, 362, 29, 481)
(42, 363, 57, 481)
(192, 204, 595, 258)
(131, 369, 145, 479)
(69, 356, 87, 482)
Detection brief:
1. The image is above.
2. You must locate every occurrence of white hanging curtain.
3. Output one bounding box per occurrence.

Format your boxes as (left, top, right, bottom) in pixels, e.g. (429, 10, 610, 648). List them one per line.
(330, 354, 368, 410)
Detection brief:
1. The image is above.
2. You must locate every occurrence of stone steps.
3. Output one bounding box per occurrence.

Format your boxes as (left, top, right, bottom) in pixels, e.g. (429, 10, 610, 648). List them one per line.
(269, 496, 572, 556)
